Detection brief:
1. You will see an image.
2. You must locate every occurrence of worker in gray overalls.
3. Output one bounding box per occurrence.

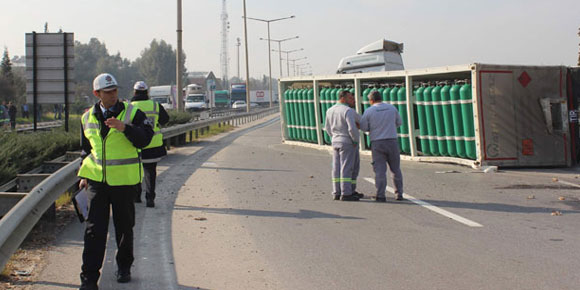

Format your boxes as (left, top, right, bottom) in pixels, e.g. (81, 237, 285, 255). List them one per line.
(324, 90, 362, 201)
(360, 90, 404, 202)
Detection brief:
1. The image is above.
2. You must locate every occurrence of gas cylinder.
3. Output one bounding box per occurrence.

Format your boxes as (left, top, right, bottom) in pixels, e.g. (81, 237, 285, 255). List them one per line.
(440, 83, 456, 157)
(431, 84, 447, 156)
(397, 86, 410, 153)
(423, 84, 439, 156)
(450, 83, 465, 158)
(415, 85, 429, 155)
(460, 83, 476, 159)
(307, 88, 316, 143)
(382, 85, 391, 102)
(284, 89, 295, 140)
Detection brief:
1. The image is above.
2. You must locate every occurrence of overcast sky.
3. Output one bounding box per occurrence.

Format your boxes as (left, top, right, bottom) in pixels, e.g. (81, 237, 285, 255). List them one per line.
(2, 0, 579, 80)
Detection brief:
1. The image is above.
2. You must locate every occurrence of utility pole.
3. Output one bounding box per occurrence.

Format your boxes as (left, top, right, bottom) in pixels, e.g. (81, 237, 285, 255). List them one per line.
(176, 0, 184, 111)
(236, 37, 241, 79)
(220, 0, 229, 89)
(243, 0, 250, 113)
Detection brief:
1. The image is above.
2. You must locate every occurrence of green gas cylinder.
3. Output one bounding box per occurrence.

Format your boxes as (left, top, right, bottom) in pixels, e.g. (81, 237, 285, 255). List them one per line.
(389, 86, 401, 149)
(450, 83, 465, 158)
(460, 83, 476, 159)
(293, 89, 303, 141)
(440, 83, 456, 157)
(284, 89, 293, 140)
(301, 89, 310, 142)
(307, 88, 317, 143)
(423, 85, 439, 155)
(321, 88, 332, 145)
(397, 86, 410, 154)
(320, 87, 330, 144)
(415, 85, 429, 155)
(362, 87, 372, 111)
(431, 84, 447, 156)
(382, 85, 391, 102)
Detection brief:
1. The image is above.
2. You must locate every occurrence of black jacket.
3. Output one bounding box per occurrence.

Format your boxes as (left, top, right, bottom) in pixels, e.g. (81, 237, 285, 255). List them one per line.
(131, 93, 169, 161)
(80, 101, 154, 160)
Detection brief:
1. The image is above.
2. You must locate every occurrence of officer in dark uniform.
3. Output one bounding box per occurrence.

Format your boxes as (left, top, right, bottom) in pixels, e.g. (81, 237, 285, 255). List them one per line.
(78, 73, 153, 290)
(131, 81, 169, 208)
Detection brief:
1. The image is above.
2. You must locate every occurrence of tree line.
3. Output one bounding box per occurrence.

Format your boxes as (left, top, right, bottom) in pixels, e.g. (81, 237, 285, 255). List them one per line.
(0, 35, 276, 115)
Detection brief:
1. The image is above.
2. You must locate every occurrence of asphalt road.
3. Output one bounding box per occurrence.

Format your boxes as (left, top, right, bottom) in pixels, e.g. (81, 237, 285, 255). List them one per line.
(31, 115, 580, 290)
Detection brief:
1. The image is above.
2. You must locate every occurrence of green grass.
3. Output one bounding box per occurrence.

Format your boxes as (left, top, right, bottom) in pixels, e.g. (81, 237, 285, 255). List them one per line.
(186, 123, 234, 142)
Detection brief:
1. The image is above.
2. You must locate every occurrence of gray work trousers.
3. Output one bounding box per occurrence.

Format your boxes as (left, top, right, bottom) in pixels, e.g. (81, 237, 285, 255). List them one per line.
(332, 142, 357, 196)
(371, 139, 403, 198)
(352, 149, 359, 193)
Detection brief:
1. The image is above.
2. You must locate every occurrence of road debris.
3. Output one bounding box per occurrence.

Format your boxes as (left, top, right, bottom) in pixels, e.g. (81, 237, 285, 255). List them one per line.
(558, 196, 566, 201)
(551, 211, 562, 216)
(527, 195, 535, 199)
(194, 217, 207, 221)
(552, 177, 559, 182)
(435, 170, 460, 174)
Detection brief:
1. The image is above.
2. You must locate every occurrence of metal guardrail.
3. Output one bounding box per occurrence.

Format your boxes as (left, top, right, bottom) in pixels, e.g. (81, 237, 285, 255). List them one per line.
(0, 106, 279, 272)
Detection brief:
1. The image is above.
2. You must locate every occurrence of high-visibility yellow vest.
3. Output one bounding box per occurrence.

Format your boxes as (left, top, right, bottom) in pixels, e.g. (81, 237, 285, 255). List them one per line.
(78, 103, 143, 185)
(131, 99, 163, 149)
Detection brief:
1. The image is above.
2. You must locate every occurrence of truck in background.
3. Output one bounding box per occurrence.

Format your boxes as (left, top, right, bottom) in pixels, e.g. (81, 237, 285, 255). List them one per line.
(336, 39, 404, 74)
(214, 90, 230, 108)
(249, 90, 278, 106)
(149, 85, 176, 110)
(230, 83, 246, 106)
(184, 84, 207, 111)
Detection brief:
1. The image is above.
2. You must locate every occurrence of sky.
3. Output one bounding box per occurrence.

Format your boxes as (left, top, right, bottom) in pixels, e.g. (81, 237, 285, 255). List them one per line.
(2, 0, 579, 81)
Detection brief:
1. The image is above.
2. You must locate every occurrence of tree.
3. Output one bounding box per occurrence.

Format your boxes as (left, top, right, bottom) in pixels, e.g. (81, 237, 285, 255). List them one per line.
(134, 39, 187, 86)
(1, 48, 13, 82)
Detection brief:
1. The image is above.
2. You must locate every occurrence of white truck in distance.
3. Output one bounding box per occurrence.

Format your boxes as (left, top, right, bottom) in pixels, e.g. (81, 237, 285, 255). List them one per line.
(249, 90, 278, 106)
(184, 84, 207, 111)
(149, 85, 176, 110)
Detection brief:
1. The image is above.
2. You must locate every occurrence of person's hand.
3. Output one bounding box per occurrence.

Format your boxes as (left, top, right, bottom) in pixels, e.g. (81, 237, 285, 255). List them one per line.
(104, 117, 126, 132)
(79, 178, 88, 190)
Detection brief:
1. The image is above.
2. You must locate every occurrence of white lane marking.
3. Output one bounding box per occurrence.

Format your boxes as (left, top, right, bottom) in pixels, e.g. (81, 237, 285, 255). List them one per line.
(363, 177, 483, 228)
(558, 180, 580, 189)
(202, 162, 218, 167)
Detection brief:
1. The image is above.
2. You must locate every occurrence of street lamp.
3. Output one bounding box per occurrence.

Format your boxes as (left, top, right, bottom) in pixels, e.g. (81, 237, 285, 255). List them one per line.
(271, 48, 303, 76)
(288, 56, 307, 76)
(245, 15, 295, 108)
(259, 36, 298, 78)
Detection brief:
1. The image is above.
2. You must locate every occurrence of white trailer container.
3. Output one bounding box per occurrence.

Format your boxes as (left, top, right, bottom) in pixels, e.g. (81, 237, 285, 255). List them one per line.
(279, 63, 574, 168)
(149, 85, 176, 110)
(249, 90, 278, 105)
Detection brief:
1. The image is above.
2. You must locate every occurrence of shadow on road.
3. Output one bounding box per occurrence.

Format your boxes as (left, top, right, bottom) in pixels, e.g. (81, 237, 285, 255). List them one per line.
(173, 205, 364, 220)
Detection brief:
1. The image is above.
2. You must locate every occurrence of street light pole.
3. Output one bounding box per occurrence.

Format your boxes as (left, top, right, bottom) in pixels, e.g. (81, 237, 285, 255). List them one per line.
(260, 36, 299, 78)
(236, 37, 241, 79)
(242, 0, 250, 113)
(176, 0, 184, 112)
(245, 16, 294, 108)
(272, 48, 303, 76)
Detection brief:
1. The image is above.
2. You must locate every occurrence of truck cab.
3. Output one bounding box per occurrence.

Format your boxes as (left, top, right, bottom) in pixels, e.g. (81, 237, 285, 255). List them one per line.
(336, 39, 404, 74)
(184, 84, 207, 111)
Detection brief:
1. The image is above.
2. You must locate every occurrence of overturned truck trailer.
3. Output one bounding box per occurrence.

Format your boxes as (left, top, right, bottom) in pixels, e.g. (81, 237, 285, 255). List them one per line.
(279, 63, 577, 168)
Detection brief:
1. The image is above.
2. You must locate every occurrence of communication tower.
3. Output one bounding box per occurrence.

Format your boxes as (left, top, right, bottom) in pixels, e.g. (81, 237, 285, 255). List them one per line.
(221, 0, 230, 89)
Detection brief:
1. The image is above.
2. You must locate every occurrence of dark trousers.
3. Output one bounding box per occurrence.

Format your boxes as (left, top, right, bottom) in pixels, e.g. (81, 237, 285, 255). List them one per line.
(137, 162, 157, 202)
(81, 181, 136, 284)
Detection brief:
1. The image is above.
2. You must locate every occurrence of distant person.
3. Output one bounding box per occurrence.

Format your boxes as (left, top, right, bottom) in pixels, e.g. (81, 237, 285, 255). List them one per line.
(54, 104, 62, 120)
(324, 90, 362, 201)
(77, 73, 153, 290)
(131, 81, 169, 208)
(0, 101, 7, 129)
(360, 91, 404, 202)
(22, 103, 29, 118)
(8, 101, 17, 130)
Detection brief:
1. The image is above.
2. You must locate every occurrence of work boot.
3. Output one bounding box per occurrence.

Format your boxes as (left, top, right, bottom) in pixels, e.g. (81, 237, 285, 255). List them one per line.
(395, 192, 404, 201)
(146, 199, 155, 208)
(340, 194, 360, 201)
(116, 269, 131, 283)
(79, 283, 98, 290)
(353, 191, 364, 199)
(333, 195, 340, 201)
(373, 196, 387, 203)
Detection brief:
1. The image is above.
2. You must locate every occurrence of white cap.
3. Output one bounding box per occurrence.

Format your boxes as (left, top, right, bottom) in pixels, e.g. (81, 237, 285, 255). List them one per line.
(133, 81, 148, 91)
(93, 73, 118, 91)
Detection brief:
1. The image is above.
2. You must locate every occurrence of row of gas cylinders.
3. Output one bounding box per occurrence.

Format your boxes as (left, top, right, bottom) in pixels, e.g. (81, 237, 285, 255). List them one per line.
(414, 82, 476, 159)
(283, 82, 477, 160)
(283, 88, 318, 143)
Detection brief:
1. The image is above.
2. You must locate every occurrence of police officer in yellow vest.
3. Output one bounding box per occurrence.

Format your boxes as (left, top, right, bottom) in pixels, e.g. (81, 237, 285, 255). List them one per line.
(78, 73, 153, 290)
(131, 81, 169, 208)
